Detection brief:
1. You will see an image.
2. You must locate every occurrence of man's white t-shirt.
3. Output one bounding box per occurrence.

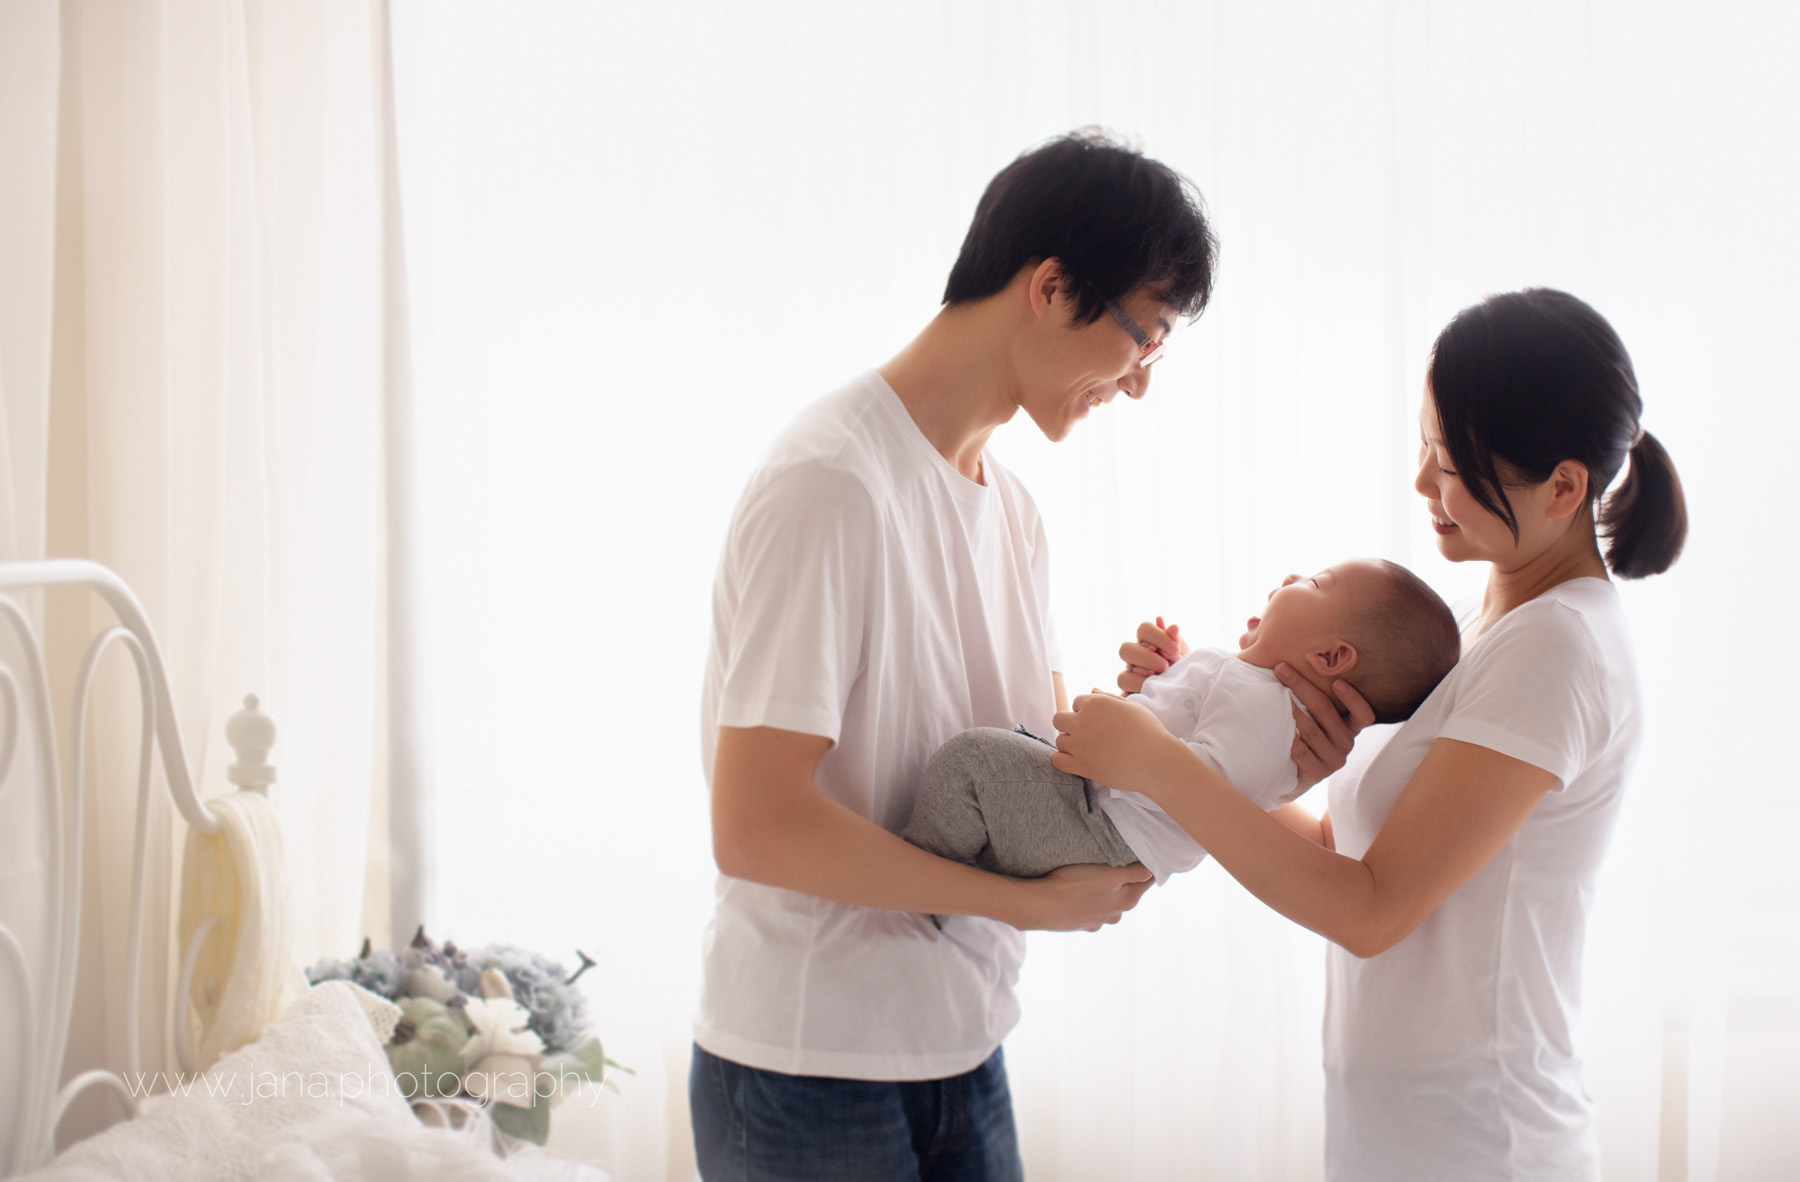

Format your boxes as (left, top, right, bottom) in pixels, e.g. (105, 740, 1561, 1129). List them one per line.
(1323, 578, 1642, 1182)
(1098, 649, 1298, 883)
(698, 372, 1060, 1081)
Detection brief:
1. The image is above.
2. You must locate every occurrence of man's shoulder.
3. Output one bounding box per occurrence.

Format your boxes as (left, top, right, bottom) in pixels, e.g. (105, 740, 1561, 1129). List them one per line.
(735, 455, 878, 542)
(765, 374, 887, 464)
(731, 375, 899, 532)
(768, 371, 946, 475)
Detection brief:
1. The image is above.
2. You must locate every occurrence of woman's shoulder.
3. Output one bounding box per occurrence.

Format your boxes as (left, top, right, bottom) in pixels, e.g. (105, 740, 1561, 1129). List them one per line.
(1456, 578, 1637, 700)
(1479, 578, 1626, 652)
(1427, 580, 1641, 789)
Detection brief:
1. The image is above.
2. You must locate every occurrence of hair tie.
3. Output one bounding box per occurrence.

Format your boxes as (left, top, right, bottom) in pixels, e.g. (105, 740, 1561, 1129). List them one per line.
(1629, 423, 1646, 448)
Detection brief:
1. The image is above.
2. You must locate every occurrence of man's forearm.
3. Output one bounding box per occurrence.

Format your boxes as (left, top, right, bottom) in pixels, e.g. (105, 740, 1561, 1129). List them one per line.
(711, 724, 1151, 933)
(714, 774, 1027, 923)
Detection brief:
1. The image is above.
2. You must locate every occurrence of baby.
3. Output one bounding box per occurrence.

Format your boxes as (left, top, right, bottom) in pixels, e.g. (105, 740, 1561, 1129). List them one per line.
(902, 558, 1461, 888)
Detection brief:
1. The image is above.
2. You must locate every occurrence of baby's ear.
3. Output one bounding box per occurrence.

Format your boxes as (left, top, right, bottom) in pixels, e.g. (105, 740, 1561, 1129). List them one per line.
(1305, 641, 1358, 679)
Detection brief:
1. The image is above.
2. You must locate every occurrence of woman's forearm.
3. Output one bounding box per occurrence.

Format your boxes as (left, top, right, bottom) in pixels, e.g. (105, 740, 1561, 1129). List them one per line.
(1055, 696, 1557, 957)
(1143, 742, 1389, 954)
(1268, 802, 1331, 846)
(1144, 736, 1556, 957)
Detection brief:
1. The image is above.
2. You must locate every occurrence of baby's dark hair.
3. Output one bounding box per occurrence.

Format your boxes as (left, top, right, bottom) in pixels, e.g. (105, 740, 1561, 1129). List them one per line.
(1342, 561, 1461, 725)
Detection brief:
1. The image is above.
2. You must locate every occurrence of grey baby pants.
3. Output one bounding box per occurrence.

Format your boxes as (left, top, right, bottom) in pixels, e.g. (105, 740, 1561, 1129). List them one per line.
(901, 726, 1140, 877)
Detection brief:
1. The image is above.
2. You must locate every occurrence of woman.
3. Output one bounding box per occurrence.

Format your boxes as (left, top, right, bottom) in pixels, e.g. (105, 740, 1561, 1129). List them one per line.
(1051, 288, 1686, 1180)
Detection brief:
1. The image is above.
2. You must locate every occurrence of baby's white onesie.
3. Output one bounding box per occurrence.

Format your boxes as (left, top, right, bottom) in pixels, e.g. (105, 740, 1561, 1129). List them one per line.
(1095, 648, 1299, 882)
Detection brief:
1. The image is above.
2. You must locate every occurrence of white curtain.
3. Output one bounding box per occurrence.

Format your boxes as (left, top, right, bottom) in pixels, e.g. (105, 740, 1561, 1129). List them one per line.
(9, 1, 1794, 1178)
(0, 0, 63, 1149)
(0, 0, 386, 1145)
(389, 3, 1800, 1180)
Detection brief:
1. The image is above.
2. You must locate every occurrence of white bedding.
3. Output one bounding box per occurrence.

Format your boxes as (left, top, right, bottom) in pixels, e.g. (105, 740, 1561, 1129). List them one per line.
(24, 981, 605, 1182)
(258, 1107, 602, 1181)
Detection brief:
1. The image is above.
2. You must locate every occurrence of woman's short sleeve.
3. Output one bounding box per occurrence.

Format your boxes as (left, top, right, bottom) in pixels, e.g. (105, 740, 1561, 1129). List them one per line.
(1437, 602, 1610, 792)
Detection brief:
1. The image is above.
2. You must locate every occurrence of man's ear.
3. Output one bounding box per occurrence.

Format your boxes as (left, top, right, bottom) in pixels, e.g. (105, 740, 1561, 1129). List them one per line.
(1305, 641, 1358, 679)
(1026, 258, 1067, 322)
(1544, 459, 1591, 521)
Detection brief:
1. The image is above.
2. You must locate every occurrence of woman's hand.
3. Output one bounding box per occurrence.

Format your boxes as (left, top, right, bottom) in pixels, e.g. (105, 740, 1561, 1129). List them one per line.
(1275, 663, 1377, 792)
(1117, 617, 1188, 694)
(1051, 691, 1189, 789)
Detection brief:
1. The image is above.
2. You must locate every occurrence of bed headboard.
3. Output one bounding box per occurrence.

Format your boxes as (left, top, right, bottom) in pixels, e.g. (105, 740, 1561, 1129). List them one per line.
(0, 559, 284, 1175)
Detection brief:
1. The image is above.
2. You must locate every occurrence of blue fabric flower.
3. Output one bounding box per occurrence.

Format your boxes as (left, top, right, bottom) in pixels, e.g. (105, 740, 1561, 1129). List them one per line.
(463, 944, 592, 1051)
(350, 949, 404, 998)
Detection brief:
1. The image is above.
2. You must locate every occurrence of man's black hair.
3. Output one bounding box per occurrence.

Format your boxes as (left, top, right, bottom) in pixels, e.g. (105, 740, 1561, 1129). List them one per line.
(943, 129, 1218, 325)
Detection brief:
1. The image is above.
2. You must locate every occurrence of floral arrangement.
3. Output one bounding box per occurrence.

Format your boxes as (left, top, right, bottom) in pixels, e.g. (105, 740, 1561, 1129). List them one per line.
(307, 927, 624, 1144)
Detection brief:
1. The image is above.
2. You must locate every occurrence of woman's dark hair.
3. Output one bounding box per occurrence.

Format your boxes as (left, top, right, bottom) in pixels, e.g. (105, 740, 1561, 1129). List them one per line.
(1427, 288, 1687, 579)
(943, 129, 1218, 325)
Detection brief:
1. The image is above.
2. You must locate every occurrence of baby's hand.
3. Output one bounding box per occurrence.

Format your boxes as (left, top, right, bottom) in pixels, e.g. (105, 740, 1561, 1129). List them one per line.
(1116, 616, 1189, 695)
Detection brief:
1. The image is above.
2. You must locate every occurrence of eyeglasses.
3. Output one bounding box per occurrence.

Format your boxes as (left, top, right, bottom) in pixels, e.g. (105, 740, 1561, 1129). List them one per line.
(1104, 301, 1166, 368)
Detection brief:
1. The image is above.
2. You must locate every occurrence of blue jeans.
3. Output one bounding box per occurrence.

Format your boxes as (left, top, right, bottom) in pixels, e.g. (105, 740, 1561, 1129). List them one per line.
(689, 1043, 1024, 1182)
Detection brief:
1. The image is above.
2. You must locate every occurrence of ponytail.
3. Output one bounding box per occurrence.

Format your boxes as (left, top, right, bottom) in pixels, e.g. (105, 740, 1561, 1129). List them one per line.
(1601, 429, 1687, 579)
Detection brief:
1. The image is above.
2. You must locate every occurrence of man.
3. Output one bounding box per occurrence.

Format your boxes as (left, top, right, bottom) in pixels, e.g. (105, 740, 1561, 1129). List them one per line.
(693, 130, 1218, 1180)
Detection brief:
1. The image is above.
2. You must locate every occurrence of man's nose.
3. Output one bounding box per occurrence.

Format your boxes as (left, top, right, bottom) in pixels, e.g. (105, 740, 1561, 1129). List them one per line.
(1120, 366, 1151, 400)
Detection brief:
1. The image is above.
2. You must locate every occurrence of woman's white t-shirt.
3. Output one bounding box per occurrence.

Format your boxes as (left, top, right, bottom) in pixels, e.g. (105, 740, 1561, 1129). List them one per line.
(697, 373, 1059, 1081)
(1323, 577, 1643, 1181)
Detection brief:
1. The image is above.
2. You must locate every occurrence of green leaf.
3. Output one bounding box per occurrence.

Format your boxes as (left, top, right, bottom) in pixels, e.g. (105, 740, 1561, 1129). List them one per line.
(543, 1032, 610, 1084)
(490, 1099, 549, 1146)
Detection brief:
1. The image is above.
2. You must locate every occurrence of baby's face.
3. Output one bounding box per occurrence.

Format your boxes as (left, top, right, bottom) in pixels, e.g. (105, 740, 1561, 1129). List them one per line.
(1238, 560, 1383, 654)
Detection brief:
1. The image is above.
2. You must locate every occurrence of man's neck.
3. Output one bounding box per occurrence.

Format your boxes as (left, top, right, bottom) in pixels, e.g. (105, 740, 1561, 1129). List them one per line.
(878, 303, 1020, 484)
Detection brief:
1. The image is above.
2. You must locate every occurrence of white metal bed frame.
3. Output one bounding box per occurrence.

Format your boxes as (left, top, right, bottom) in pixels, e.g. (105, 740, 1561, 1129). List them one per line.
(0, 559, 282, 1176)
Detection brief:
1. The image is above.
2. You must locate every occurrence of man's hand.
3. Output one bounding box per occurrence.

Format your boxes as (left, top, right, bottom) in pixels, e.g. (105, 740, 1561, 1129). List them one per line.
(1005, 862, 1154, 931)
(1274, 662, 1376, 792)
(1117, 616, 1188, 694)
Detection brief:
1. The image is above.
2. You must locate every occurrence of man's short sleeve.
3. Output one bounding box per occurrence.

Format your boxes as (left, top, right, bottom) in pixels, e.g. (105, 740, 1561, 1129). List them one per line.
(712, 462, 876, 746)
(1437, 603, 1608, 792)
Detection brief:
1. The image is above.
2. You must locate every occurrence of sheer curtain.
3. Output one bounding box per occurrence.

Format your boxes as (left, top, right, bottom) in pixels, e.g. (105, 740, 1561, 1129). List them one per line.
(0, 0, 386, 1144)
(386, 2, 1797, 1179)
(0, 0, 63, 1145)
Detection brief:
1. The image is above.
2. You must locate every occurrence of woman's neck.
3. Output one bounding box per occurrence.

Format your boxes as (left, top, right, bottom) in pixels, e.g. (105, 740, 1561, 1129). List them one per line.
(1477, 521, 1609, 635)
